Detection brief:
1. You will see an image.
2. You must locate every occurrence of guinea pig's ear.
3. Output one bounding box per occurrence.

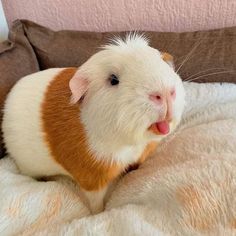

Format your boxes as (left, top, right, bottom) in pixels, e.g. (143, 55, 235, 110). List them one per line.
(161, 52, 175, 70)
(69, 70, 89, 104)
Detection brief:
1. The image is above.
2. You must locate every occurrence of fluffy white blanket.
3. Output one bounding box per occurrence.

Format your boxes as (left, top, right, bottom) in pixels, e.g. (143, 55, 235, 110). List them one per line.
(1, 82, 236, 236)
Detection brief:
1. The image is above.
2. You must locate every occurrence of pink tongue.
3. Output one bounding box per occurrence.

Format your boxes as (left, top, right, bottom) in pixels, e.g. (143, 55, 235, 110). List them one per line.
(156, 121, 170, 135)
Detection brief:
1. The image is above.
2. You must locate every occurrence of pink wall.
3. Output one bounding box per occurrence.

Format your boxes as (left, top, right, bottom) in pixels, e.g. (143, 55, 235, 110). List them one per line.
(2, 0, 236, 32)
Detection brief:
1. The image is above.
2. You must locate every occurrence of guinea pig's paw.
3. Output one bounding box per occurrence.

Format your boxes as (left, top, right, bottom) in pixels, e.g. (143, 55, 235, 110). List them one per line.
(82, 188, 107, 215)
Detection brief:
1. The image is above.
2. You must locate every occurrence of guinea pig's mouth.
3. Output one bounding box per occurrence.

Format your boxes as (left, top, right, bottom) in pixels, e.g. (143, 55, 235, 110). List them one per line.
(148, 120, 170, 135)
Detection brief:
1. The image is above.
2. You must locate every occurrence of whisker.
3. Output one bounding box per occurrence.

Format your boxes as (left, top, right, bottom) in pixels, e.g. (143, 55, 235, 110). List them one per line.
(176, 38, 205, 74)
(184, 67, 228, 81)
(186, 70, 236, 82)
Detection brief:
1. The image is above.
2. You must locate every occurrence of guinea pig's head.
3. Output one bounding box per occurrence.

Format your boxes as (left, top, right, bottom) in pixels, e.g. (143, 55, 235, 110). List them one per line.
(69, 34, 185, 153)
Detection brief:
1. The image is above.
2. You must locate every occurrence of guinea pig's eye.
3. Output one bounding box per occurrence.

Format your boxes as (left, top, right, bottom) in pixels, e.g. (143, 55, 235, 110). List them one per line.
(109, 74, 119, 86)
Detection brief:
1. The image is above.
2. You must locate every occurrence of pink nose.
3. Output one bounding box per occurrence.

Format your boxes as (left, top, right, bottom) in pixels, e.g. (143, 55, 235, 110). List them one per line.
(149, 89, 176, 121)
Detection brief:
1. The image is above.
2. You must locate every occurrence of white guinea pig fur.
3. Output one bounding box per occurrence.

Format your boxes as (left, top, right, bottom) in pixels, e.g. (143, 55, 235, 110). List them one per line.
(2, 34, 185, 214)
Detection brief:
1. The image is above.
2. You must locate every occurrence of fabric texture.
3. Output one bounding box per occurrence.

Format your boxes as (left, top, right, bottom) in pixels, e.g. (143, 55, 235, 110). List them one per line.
(0, 20, 39, 158)
(1, 82, 236, 235)
(21, 19, 236, 83)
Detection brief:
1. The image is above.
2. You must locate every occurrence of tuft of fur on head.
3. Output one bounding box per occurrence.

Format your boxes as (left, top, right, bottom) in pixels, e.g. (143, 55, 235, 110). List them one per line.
(102, 32, 149, 51)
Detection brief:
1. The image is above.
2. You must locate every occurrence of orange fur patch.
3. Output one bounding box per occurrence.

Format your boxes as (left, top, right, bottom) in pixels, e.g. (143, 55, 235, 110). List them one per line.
(42, 68, 157, 191)
(138, 141, 158, 164)
(161, 52, 173, 62)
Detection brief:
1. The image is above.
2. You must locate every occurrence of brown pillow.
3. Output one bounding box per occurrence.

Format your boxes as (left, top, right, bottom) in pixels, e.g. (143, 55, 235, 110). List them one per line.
(0, 20, 39, 158)
(21, 19, 236, 83)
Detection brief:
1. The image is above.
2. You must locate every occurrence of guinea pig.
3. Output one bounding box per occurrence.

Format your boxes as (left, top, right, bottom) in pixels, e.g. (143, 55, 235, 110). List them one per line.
(2, 34, 185, 214)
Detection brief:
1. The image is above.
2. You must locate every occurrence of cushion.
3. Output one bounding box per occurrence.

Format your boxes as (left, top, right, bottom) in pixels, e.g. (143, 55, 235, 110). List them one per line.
(21, 19, 236, 83)
(0, 20, 39, 158)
